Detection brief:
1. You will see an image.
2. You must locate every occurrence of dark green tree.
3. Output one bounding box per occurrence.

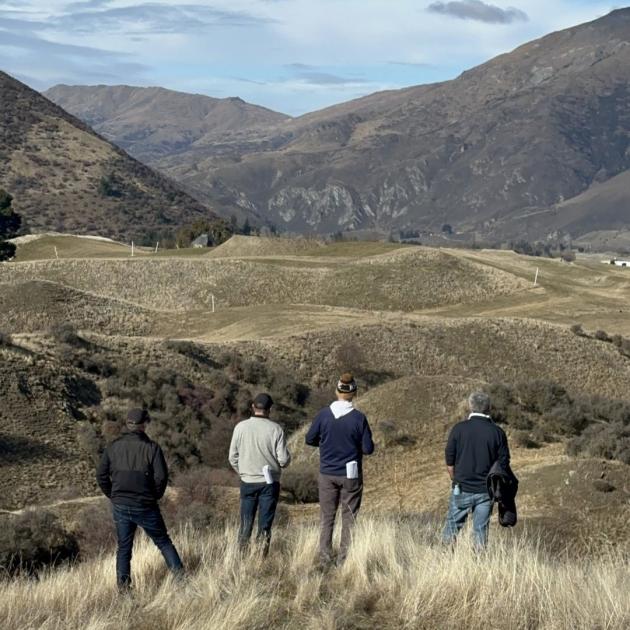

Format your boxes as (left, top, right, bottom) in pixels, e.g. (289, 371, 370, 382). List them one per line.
(0, 188, 21, 261)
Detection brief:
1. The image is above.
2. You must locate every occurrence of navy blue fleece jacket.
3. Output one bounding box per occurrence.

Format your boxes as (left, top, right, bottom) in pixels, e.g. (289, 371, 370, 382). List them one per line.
(305, 405, 375, 476)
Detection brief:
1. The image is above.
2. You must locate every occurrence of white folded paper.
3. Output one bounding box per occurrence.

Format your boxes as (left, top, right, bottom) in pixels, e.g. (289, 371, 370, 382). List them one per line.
(262, 464, 274, 484)
(346, 461, 359, 479)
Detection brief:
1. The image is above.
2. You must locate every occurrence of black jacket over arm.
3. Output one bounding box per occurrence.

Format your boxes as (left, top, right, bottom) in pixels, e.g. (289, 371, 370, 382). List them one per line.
(487, 460, 519, 527)
(96, 431, 168, 507)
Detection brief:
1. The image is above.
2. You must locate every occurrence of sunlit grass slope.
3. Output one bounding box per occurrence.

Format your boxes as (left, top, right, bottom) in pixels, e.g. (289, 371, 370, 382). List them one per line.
(1, 519, 628, 630)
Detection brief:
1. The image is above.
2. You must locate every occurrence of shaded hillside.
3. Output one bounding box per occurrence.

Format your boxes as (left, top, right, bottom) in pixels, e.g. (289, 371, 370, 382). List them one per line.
(47, 10, 630, 238)
(0, 71, 228, 241)
(44, 85, 289, 164)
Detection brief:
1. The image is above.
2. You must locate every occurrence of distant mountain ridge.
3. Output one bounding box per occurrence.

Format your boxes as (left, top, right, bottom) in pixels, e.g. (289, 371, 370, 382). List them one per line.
(44, 85, 290, 164)
(0, 71, 227, 241)
(45, 9, 630, 239)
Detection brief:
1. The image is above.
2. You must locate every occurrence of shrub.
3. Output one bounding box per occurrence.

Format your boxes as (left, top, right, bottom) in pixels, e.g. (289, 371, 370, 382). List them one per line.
(376, 420, 416, 447)
(0, 510, 78, 576)
(511, 430, 540, 449)
(0, 331, 12, 347)
(282, 465, 320, 503)
(162, 467, 234, 529)
(570, 323, 585, 337)
(51, 323, 84, 347)
(594, 330, 611, 342)
(335, 341, 366, 376)
(73, 501, 117, 559)
(567, 423, 630, 465)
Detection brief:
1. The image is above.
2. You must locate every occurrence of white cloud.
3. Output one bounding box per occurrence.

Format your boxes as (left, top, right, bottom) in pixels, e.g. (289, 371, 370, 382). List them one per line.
(0, 0, 619, 114)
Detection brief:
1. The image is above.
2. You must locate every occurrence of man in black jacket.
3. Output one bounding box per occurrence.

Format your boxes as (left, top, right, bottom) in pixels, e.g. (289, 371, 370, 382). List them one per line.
(442, 392, 510, 549)
(96, 408, 183, 590)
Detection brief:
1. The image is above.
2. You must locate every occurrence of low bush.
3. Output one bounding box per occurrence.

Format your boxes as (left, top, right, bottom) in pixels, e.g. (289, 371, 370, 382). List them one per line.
(51, 323, 84, 346)
(0, 331, 12, 347)
(484, 380, 630, 464)
(162, 467, 237, 529)
(73, 501, 117, 559)
(282, 465, 320, 504)
(0, 510, 78, 576)
(376, 420, 416, 448)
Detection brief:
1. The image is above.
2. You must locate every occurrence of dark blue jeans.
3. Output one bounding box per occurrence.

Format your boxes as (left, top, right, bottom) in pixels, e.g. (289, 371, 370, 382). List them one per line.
(112, 503, 183, 587)
(442, 490, 494, 549)
(239, 481, 280, 552)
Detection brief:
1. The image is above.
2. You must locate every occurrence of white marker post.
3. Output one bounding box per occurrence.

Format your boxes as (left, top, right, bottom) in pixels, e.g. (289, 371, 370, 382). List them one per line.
(211, 293, 215, 313)
(154, 241, 159, 254)
(54, 246, 59, 260)
(534, 267, 539, 287)
(131, 241, 134, 257)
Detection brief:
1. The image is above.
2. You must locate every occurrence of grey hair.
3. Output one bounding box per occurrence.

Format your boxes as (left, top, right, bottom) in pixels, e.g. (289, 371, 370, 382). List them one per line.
(468, 392, 491, 414)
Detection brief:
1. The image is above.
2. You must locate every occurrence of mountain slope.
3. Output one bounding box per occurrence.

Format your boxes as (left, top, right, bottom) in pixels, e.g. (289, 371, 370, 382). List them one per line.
(45, 9, 630, 238)
(44, 85, 290, 164)
(0, 71, 227, 240)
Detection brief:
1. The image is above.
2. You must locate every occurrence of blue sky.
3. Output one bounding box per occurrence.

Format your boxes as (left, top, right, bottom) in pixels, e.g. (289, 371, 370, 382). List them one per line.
(0, 0, 621, 115)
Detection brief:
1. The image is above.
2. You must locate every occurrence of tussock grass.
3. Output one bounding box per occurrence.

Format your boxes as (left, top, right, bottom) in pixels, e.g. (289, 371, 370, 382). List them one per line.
(1, 519, 628, 629)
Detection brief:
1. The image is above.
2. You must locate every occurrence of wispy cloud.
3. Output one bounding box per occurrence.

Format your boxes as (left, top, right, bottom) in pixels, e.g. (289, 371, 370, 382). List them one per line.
(0, 0, 616, 115)
(55, 3, 276, 35)
(427, 0, 528, 24)
(388, 60, 434, 68)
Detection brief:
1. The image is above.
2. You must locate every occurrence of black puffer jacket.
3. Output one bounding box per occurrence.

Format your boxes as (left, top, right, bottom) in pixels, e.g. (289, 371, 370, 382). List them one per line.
(487, 460, 519, 527)
(96, 431, 169, 507)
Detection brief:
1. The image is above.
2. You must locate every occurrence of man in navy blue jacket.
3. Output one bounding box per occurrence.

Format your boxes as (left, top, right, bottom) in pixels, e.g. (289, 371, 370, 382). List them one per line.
(305, 372, 375, 565)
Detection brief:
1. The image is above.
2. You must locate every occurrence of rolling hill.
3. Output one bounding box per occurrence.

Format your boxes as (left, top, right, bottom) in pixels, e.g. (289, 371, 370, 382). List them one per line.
(45, 9, 630, 239)
(0, 71, 228, 241)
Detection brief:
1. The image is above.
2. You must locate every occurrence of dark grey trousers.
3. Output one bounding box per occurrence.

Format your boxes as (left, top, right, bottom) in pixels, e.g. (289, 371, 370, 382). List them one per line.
(318, 473, 363, 563)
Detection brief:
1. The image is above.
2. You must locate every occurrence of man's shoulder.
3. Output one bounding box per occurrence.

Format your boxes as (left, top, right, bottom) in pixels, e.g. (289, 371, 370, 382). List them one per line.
(109, 432, 159, 453)
(235, 417, 283, 433)
(349, 408, 368, 422)
(449, 419, 467, 433)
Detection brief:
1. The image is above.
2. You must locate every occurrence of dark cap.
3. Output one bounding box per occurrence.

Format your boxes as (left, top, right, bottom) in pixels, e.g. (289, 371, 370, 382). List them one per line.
(127, 408, 151, 424)
(252, 393, 274, 411)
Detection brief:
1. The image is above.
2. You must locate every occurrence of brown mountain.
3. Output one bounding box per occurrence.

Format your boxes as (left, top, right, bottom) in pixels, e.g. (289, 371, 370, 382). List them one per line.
(43, 85, 290, 165)
(0, 71, 227, 241)
(45, 9, 630, 238)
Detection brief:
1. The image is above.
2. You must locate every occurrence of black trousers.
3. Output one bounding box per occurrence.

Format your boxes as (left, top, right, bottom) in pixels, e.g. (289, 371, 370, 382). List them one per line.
(239, 481, 280, 551)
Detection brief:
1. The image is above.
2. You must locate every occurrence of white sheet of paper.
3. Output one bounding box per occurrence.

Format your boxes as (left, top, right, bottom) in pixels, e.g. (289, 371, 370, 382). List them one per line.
(346, 461, 358, 479)
(262, 465, 274, 484)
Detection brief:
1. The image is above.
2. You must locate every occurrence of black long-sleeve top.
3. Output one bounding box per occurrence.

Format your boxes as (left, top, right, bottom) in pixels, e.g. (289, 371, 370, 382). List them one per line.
(445, 414, 510, 493)
(96, 430, 169, 507)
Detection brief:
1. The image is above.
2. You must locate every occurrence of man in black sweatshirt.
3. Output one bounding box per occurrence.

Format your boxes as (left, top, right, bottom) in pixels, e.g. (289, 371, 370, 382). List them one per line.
(305, 372, 375, 565)
(96, 408, 183, 590)
(442, 392, 510, 549)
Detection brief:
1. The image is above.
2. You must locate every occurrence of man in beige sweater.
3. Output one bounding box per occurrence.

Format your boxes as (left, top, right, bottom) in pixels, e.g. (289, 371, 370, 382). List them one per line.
(228, 393, 291, 554)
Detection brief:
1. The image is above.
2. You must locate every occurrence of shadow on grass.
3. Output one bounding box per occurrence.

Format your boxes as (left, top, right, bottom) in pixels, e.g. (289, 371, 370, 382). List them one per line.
(0, 434, 66, 465)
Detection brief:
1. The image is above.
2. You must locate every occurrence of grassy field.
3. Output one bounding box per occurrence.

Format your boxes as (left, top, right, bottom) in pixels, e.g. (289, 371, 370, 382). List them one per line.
(1, 519, 628, 630)
(2, 235, 630, 629)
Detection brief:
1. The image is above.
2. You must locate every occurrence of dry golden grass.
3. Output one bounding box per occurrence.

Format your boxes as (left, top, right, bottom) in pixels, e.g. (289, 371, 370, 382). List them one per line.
(1, 519, 628, 630)
(1, 246, 528, 313)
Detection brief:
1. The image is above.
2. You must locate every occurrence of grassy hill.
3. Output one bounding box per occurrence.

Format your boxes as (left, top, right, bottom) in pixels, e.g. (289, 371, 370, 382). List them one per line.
(1, 238, 629, 630)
